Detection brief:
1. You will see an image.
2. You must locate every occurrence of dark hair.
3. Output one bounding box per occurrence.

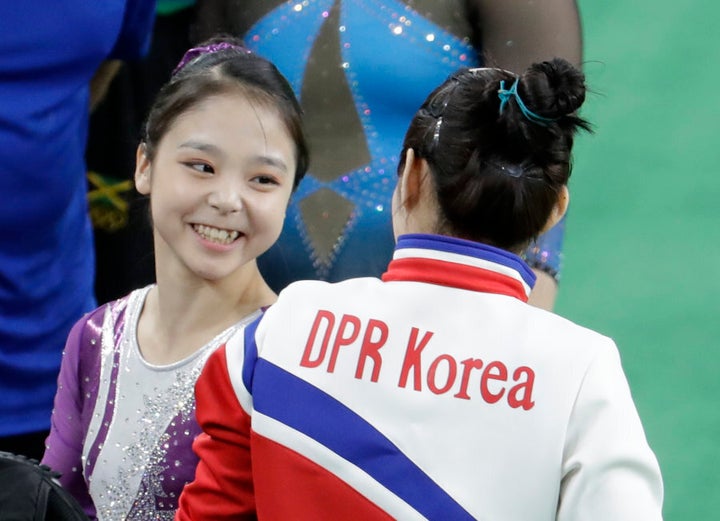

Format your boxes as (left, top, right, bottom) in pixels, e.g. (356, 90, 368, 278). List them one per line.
(142, 36, 309, 189)
(398, 58, 591, 251)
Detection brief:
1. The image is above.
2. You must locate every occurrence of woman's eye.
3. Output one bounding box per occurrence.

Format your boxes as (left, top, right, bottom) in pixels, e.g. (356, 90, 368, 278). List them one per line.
(186, 162, 214, 174)
(252, 175, 279, 186)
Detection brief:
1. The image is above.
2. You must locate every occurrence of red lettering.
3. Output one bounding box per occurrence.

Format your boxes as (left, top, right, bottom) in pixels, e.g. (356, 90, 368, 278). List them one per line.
(507, 366, 536, 410)
(326, 314, 361, 373)
(355, 319, 388, 382)
(398, 328, 434, 391)
(454, 358, 484, 400)
(427, 354, 457, 395)
(480, 361, 508, 404)
(300, 310, 335, 368)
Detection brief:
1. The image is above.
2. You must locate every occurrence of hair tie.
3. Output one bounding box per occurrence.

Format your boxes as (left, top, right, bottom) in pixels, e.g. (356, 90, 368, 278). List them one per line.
(498, 78, 557, 126)
(172, 42, 251, 75)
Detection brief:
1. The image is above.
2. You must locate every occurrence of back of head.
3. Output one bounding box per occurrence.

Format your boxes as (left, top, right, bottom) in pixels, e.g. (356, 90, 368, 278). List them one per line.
(143, 35, 309, 188)
(399, 58, 591, 251)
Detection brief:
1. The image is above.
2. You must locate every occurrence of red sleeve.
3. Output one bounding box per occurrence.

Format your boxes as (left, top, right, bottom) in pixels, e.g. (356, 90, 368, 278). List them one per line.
(176, 345, 257, 521)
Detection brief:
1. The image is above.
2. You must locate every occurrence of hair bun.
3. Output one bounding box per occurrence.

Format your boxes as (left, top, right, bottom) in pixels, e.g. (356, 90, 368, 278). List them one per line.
(524, 58, 586, 118)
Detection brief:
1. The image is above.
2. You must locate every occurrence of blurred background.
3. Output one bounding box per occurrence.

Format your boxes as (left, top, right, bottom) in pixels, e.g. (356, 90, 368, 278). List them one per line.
(84, 1, 717, 517)
(558, 1, 719, 519)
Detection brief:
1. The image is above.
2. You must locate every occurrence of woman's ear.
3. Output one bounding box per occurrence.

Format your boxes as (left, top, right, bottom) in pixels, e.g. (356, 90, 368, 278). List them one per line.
(134, 143, 152, 195)
(540, 185, 570, 234)
(393, 148, 439, 237)
(397, 148, 424, 211)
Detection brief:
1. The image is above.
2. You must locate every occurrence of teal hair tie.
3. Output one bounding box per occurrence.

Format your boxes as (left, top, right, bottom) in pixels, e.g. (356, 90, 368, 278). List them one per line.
(498, 78, 557, 126)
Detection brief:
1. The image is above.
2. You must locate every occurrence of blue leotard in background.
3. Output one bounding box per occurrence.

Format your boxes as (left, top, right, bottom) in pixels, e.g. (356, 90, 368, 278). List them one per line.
(237, 0, 563, 289)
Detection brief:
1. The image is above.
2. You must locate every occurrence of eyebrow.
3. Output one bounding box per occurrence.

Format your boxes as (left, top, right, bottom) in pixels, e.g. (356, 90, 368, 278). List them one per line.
(256, 155, 289, 173)
(178, 140, 222, 155)
(178, 140, 289, 173)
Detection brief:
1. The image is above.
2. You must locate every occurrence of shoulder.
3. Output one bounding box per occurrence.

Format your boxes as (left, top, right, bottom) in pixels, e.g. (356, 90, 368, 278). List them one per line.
(74, 289, 138, 333)
(65, 289, 142, 362)
(259, 277, 381, 323)
(65, 303, 110, 352)
(520, 306, 626, 396)
(276, 277, 382, 302)
(256, 277, 385, 351)
(527, 304, 617, 351)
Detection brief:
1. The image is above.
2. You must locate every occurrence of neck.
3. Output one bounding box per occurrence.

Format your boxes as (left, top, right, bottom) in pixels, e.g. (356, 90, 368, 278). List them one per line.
(139, 261, 275, 364)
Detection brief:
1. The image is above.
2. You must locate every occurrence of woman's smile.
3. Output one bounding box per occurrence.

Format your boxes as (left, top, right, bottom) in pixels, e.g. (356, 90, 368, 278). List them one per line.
(192, 223, 242, 245)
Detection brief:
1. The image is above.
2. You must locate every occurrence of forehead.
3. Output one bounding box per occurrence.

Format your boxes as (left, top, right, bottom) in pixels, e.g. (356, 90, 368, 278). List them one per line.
(166, 91, 294, 151)
(176, 88, 283, 126)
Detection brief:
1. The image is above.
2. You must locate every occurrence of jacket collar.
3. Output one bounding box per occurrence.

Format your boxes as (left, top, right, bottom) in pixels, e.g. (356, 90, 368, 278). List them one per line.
(381, 234, 536, 302)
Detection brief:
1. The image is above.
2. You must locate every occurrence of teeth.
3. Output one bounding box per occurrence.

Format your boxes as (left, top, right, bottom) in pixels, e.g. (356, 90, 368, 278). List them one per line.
(193, 224, 240, 245)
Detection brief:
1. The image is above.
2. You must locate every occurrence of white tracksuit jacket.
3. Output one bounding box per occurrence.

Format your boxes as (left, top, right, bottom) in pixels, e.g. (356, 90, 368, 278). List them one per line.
(178, 233, 663, 521)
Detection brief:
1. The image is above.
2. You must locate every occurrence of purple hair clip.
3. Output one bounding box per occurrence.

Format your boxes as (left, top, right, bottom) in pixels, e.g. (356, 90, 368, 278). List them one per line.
(172, 42, 251, 75)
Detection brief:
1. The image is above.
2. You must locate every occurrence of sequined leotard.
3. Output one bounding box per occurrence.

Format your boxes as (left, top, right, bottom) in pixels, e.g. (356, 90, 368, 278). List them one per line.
(222, 0, 564, 289)
(42, 286, 262, 520)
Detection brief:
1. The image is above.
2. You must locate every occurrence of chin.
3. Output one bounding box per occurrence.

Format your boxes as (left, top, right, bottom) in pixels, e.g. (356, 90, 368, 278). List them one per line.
(189, 264, 235, 282)
(194, 259, 255, 283)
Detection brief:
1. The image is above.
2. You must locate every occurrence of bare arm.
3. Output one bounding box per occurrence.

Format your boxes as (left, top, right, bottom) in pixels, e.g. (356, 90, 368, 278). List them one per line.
(469, 0, 583, 310)
(471, 0, 583, 72)
(89, 60, 122, 112)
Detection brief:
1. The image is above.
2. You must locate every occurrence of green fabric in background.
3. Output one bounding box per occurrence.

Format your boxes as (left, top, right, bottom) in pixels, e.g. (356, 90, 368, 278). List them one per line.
(558, 1, 719, 519)
(156, 0, 195, 16)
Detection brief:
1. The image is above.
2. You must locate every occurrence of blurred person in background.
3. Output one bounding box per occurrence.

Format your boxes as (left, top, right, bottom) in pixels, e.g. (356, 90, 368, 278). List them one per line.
(0, 1, 155, 460)
(192, 0, 583, 310)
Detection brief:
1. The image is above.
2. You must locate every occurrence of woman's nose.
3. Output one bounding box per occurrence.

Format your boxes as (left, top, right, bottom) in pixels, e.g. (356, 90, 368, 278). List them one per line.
(207, 180, 243, 214)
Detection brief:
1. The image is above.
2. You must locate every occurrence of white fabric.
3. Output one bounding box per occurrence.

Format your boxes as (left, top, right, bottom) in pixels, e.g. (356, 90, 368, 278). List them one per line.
(245, 276, 664, 521)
